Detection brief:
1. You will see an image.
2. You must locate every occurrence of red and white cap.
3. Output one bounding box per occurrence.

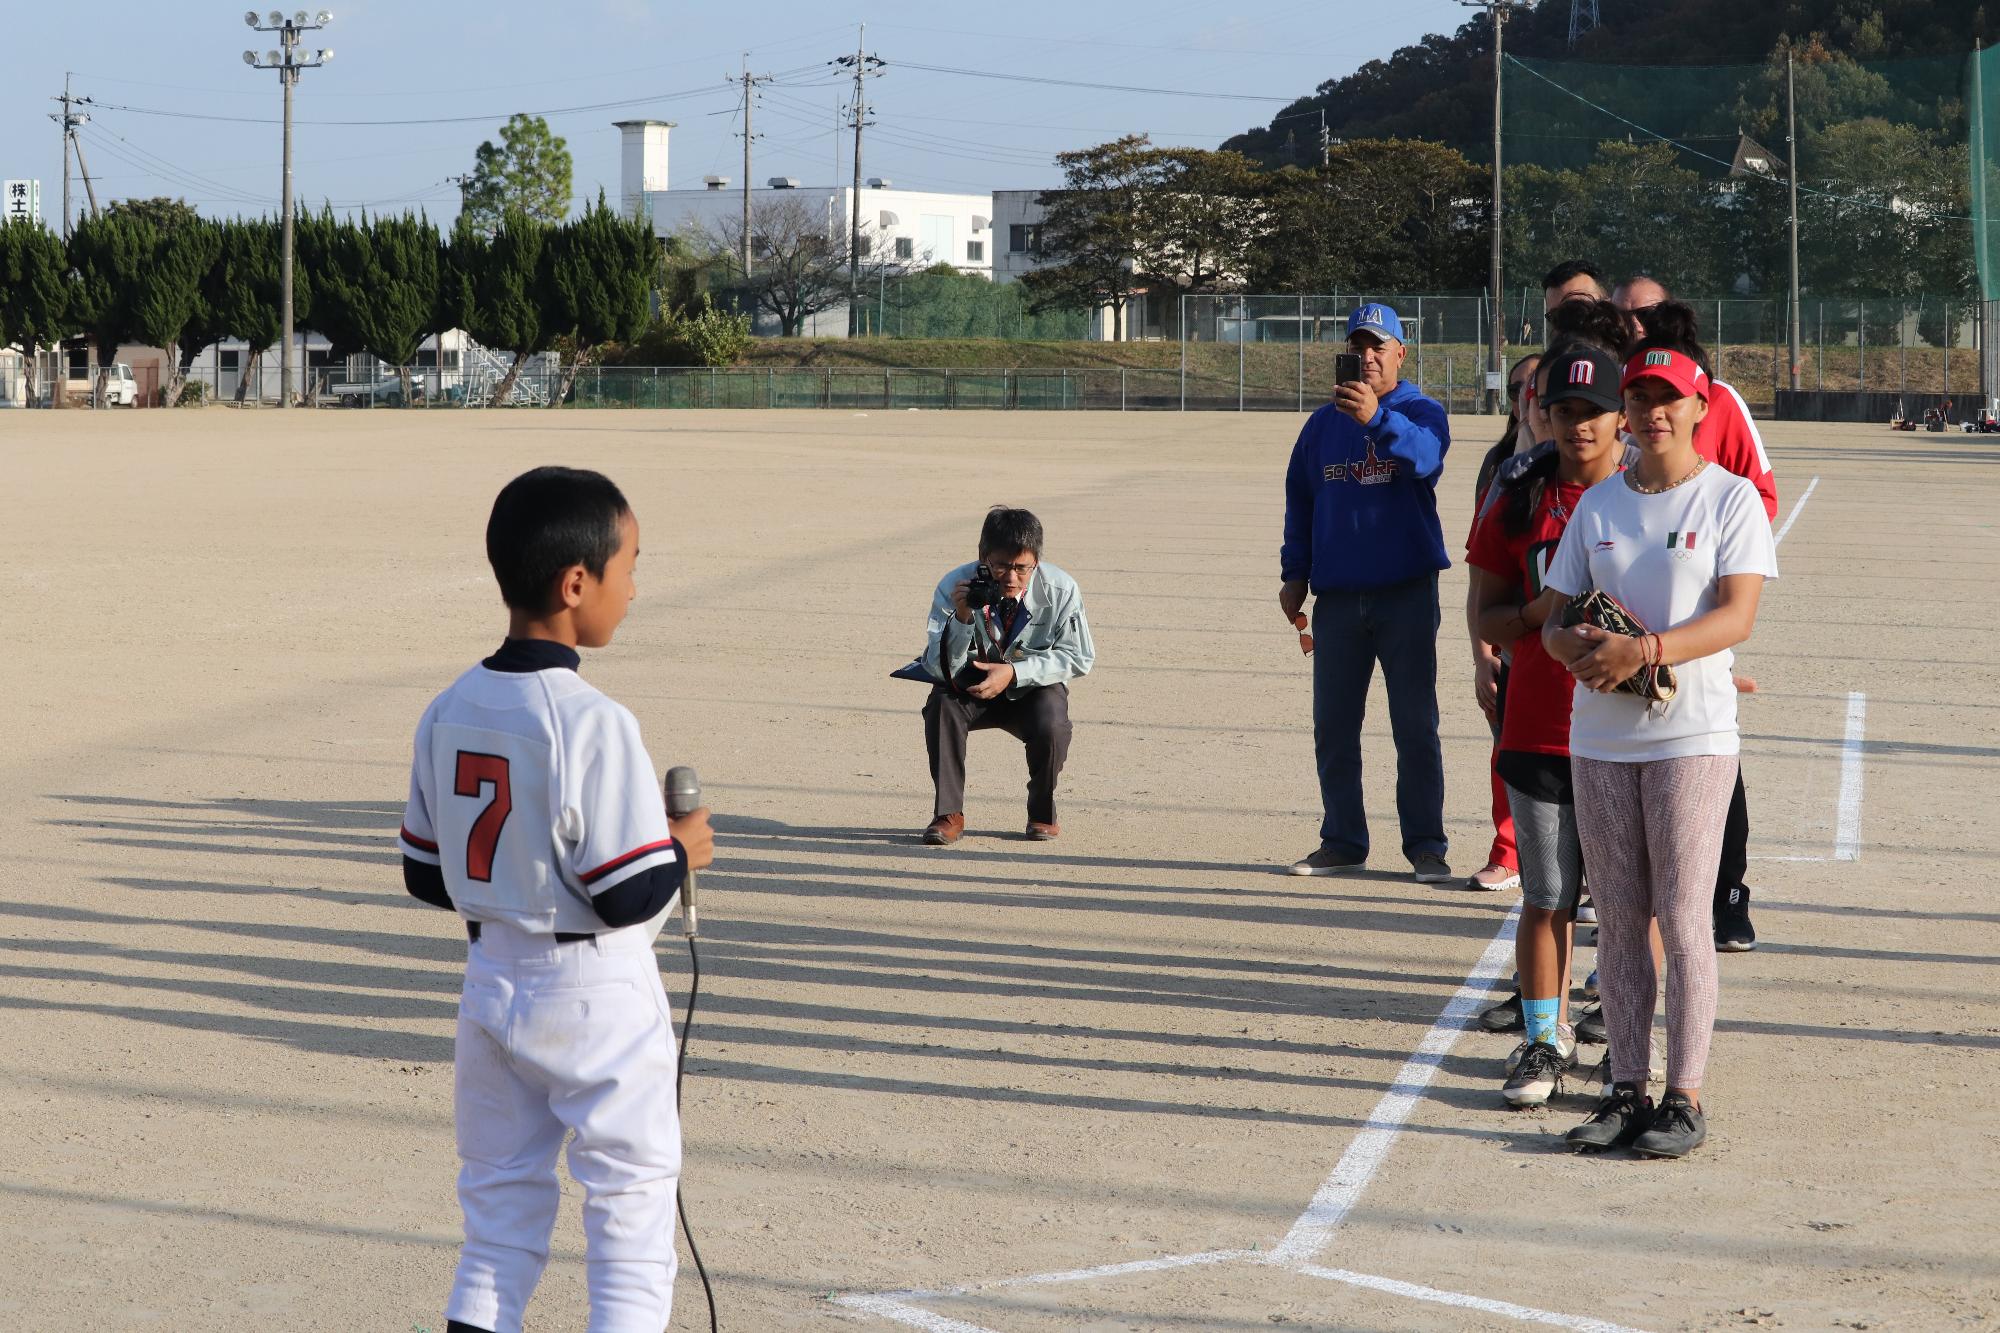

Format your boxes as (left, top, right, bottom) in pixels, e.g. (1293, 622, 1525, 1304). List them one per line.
(1621, 348, 1710, 402)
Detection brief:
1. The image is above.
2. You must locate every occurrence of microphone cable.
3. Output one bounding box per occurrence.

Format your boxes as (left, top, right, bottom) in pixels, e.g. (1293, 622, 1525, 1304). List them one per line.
(674, 931, 719, 1333)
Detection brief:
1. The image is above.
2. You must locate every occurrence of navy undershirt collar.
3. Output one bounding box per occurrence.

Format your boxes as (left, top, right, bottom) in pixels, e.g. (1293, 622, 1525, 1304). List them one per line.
(483, 637, 582, 674)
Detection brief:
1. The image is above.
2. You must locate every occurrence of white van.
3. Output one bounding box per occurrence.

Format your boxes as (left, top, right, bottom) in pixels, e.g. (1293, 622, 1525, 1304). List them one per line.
(101, 363, 140, 407)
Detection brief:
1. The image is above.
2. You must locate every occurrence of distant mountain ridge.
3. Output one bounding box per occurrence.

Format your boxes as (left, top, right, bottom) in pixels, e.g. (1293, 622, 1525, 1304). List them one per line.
(1223, 0, 1991, 166)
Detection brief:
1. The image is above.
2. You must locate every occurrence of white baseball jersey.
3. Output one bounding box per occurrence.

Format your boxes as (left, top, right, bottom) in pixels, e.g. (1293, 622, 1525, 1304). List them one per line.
(399, 661, 680, 936)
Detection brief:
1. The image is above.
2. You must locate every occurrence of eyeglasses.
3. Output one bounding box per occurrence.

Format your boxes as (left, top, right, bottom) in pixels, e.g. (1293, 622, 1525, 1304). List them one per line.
(984, 560, 1037, 577)
(1291, 612, 1314, 656)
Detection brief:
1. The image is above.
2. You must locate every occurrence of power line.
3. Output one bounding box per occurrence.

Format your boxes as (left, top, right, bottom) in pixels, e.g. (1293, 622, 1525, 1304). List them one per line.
(76, 82, 735, 127)
(889, 59, 1297, 102)
(1503, 55, 1977, 220)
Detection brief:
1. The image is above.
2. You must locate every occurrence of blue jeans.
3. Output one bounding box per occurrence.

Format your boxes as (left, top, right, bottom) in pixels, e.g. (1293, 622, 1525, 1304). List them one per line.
(1311, 573, 1447, 863)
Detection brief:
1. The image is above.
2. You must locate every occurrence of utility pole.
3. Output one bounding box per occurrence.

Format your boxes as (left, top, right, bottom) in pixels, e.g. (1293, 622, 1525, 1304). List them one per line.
(245, 10, 334, 410)
(1460, 0, 1527, 414)
(728, 57, 770, 279)
(1786, 48, 1804, 393)
(50, 76, 101, 408)
(835, 27, 884, 337)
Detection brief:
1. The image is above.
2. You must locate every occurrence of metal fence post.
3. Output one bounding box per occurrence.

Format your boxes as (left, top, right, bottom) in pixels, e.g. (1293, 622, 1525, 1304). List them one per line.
(1945, 299, 1953, 400)
(1121, 368, 1127, 412)
(1415, 295, 1425, 398)
(1858, 306, 1866, 391)
(1178, 295, 1186, 412)
(1297, 294, 1305, 413)
(1237, 294, 1246, 413)
(766, 365, 773, 408)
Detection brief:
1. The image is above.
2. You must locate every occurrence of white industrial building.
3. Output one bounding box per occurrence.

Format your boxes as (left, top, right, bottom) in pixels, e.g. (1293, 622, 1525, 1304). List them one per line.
(616, 118, 1137, 339)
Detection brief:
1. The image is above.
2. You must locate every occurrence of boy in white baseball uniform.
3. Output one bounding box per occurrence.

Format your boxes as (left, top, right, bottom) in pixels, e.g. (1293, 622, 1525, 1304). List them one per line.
(397, 466, 714, 1333)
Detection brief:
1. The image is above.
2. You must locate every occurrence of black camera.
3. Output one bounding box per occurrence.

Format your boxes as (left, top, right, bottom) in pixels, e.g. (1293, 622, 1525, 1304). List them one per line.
(966, 563, 1005, 610)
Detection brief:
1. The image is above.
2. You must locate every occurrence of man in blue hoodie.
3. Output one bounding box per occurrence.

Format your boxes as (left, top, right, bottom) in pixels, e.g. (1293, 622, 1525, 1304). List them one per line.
(1280, 302, 1453, 883)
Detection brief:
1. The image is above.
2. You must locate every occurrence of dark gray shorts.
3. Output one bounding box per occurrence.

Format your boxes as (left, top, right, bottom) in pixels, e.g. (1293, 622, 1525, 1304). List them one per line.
(1504, 783, 1583, 913)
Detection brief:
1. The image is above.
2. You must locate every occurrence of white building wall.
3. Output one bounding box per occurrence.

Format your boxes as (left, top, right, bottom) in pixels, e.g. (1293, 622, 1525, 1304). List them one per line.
(646, 184, 993, 277)
(615, 120, 674, 222)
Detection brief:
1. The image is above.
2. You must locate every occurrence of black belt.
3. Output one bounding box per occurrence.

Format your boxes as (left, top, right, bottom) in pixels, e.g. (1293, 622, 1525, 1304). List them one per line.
(466, 920, 596, 944)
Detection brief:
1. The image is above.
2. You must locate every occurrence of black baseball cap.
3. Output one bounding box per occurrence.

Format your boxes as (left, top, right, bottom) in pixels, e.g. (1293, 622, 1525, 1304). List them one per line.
(1540, 345, 1623, 413)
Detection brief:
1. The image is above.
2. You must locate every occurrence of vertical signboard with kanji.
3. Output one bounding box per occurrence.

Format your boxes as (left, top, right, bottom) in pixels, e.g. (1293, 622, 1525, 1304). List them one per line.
(3, 180, 43, 225)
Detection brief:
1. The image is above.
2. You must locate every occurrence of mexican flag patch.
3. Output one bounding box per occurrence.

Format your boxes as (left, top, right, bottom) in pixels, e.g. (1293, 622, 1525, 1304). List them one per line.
(1667, 531, 1697, 550)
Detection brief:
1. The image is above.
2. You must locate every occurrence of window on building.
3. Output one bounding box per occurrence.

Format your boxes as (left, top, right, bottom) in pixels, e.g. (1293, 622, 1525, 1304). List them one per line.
(220, 349, 241, 372)
(967, 240, 984, 262)
(1009, 224, 1043, 255)
(894, 237, 914, 260)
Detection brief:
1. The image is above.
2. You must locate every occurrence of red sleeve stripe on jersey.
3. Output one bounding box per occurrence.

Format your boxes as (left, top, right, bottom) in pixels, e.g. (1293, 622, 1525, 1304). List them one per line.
(579, 838, 679, 886)
(400, 826, 439, 853)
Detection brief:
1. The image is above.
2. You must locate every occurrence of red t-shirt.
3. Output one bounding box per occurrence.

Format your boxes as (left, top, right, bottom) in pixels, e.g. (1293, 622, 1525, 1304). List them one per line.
(1466, 478, 1588, 757)
(1696, 380, 1778, 521)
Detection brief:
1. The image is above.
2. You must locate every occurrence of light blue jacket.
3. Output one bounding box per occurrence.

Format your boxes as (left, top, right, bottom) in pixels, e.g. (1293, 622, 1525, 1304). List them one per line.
(923, 560, 1095, 698)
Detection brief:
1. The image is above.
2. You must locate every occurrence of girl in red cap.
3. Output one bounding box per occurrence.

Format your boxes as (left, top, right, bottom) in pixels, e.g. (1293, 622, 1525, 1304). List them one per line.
(1539, 319, 1779, 1158)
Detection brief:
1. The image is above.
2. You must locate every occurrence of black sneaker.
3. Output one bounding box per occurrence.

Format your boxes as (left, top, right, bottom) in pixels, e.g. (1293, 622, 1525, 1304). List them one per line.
(1631, 1092, 1708, 1158)
(1566, 1082, 1652, 1153)
(1574, 1002, 1607, 1045)
(1715, 885, 1756, 952)
(1479, 990, 1524, 1033)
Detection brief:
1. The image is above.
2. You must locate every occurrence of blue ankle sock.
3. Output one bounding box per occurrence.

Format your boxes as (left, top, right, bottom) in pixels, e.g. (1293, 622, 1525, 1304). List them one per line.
(1523, 997, 1561, 1047)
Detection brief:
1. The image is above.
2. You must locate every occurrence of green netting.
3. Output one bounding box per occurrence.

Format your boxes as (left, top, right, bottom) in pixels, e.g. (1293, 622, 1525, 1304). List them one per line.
(1974, 45, 2000, 300)
(1502, 52, 1974, 300)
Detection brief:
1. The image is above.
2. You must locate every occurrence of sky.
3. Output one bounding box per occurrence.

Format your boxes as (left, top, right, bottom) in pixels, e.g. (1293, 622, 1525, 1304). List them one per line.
(0, 1, 1480, 227)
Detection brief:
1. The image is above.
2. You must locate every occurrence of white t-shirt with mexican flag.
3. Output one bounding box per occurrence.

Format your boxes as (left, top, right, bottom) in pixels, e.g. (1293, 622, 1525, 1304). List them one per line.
(1544, 462, 1779, 762)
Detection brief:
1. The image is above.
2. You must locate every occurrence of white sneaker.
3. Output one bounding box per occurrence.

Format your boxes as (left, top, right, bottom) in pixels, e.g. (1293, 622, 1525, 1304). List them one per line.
(1575, 898, 1598, 924)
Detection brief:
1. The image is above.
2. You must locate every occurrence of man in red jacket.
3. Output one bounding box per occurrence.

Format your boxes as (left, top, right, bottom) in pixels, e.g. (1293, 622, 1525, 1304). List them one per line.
(1614, 274, 1774, 953)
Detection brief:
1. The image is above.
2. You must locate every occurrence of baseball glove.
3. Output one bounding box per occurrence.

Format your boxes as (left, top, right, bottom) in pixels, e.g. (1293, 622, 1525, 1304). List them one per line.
(1560, 589, 1677, 703)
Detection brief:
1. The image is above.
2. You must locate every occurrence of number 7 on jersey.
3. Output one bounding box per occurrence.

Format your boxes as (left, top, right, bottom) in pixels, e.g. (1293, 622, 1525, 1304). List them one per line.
(454, 751, 513, 882)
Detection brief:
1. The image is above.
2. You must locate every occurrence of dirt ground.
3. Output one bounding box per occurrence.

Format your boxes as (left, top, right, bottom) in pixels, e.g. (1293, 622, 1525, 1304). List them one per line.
(0, 406, 1993, 1333)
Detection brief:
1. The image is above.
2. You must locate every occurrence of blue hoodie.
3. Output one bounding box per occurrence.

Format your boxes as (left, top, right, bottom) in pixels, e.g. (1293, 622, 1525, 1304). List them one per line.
(1281, 381, 1451, 592)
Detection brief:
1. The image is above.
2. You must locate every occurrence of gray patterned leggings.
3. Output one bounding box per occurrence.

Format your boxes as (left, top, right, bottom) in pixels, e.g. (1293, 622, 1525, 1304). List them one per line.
(1573, 754, 1739, 1089)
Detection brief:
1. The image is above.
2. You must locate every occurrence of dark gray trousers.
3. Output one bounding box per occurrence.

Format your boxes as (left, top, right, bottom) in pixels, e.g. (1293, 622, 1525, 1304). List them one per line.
(923, 683, 1072, 824)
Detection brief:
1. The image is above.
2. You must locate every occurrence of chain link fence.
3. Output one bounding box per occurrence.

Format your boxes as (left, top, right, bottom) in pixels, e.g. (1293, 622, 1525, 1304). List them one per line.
(126, 292, 1989, 414)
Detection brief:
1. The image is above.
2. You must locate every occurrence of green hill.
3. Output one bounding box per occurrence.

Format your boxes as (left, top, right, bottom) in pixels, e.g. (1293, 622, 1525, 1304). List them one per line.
(1224, 0, 1992, 167)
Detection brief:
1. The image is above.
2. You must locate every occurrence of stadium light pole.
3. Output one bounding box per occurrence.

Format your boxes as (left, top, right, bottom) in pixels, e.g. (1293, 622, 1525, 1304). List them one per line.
(1461, 0, 1528, 414)
(244, 10, 333, 409)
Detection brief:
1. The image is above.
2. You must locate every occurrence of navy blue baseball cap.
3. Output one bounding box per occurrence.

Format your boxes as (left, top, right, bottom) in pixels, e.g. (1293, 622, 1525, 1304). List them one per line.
(1345, 302, 1404, 344)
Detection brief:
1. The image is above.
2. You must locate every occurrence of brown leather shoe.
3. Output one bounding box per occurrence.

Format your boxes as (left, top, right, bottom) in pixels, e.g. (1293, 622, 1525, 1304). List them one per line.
(922, 813, 965, 846)
(1025, 821, 1060, 841)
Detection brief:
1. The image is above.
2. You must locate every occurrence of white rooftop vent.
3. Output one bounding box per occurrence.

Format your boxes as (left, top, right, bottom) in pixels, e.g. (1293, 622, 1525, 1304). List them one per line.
(878, 210, 899, 227)
(767, 176, 800, 189)
(971, 214, 989, 233)
(704, 175, 730, 190)
(866, 177, 892, 189)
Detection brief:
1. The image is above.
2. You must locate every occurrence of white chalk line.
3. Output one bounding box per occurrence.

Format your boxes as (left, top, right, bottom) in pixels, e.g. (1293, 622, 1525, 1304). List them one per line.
(1773, 475, 1819, 545)
(834, 1246, 1652, 1333)
(1284, 1261, 1652, 1333)
(1269, 906, 1520, 1265)
(1835, 691, 1868, 861)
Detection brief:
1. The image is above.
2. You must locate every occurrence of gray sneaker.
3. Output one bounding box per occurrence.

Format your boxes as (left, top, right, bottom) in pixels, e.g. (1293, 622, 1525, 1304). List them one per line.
(1504, 1022, 1576, 1074)
(1502, 1038, 1572, 1108)
(1411, 852, 1453, 884)
(1289, 846, 1366, 877)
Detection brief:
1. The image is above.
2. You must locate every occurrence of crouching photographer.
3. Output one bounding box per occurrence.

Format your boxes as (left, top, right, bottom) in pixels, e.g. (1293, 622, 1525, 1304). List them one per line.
(916, 507, 1094, 845)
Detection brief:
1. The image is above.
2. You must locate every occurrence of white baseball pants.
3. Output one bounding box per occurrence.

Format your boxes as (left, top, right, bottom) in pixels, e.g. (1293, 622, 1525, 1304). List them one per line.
(445, 920, 681, 1333)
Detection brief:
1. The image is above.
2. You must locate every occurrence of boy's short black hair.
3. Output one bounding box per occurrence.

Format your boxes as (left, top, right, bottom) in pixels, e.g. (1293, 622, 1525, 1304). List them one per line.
(486, 466, 631, 612)
(978, 506, 1043, 560)
(1541, 258, 1608, 296)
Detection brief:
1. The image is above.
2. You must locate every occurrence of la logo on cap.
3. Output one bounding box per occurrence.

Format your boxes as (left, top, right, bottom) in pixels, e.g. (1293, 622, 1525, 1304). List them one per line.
(1364, 307, 1384, 325)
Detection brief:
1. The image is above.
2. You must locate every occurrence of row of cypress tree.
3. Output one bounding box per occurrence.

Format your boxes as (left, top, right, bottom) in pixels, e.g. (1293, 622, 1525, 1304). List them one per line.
(0, 196, 655, 405)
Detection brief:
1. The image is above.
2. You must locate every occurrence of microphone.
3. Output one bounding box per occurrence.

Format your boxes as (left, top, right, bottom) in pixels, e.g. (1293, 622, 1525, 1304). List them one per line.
(664, 765, 701, 938)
